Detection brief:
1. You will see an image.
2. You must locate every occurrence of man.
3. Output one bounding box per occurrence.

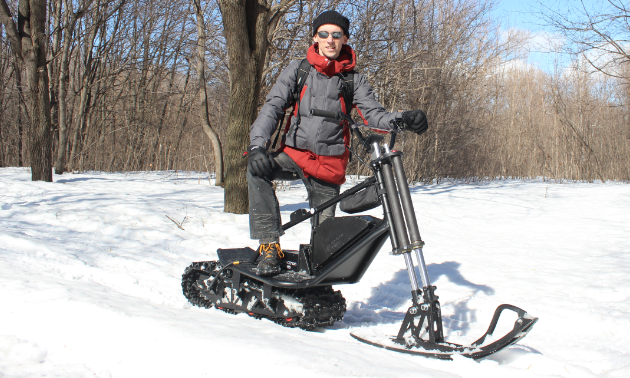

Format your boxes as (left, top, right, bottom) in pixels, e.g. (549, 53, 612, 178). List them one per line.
(247, 10, 428, 275)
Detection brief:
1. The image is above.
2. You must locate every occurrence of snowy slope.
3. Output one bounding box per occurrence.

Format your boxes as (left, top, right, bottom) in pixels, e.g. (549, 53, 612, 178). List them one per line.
(0, 167, 628, 378)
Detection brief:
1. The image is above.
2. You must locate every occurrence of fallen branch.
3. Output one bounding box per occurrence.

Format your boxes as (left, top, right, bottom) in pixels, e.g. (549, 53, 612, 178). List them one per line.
(166, 215, 186, 230)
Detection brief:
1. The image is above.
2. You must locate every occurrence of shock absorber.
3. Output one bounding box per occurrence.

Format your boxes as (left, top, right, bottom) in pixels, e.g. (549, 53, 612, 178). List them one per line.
(385, 145, 444, 343)
(390, 151, 430, 289)
(376, 145, 422, 305)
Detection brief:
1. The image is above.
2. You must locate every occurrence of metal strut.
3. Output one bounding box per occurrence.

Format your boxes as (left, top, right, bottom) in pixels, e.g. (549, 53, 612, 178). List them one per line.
(379, 153, 422, 304)
(377, 148, 445, 343)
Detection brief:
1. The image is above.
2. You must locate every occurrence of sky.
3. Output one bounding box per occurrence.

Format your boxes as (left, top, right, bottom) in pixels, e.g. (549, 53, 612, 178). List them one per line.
(492, 0, 601, 71)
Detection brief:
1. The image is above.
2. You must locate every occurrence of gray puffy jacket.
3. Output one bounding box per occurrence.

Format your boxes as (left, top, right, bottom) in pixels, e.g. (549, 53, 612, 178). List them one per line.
(250, 59, 401, 156)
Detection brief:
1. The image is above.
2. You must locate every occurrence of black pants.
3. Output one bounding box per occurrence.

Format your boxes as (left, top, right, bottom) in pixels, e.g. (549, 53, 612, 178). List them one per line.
(248, 152, 340, 244)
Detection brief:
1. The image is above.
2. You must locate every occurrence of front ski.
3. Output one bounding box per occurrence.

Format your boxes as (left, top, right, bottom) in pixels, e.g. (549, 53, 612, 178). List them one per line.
(351, 304, 538, 360)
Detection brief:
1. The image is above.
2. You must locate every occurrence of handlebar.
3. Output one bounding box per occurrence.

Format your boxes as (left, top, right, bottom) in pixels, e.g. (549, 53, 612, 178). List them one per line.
(309, 108, 400, 153)
(309, 109, 343, 120)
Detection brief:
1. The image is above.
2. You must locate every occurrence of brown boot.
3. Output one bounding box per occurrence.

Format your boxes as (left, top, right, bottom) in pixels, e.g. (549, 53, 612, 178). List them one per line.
(256, 243, 284, 276)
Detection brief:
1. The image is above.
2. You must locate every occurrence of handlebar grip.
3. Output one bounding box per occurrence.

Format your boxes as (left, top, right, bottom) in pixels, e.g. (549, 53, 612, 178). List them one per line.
(310, 109, 341, 119)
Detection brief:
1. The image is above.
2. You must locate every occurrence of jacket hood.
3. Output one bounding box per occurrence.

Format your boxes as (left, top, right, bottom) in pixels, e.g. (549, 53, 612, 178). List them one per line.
(307, 44, 356, 77)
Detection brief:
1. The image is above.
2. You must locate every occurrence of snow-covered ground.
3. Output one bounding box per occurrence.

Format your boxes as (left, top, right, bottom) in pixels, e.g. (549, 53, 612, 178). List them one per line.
(0, 167, 628, 378)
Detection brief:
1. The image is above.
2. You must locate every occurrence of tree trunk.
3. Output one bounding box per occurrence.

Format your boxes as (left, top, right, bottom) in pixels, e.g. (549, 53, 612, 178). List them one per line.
(2, 0, 47, 173)
(13, 62, 28, 167)
(218, 0, 268, 213)
(0, 25, 4, 167)
(19, 0, 53, 181)
(0, 76, 3, 167)
(54, 0, 95, 173)
(192, 0, 223, 186)
(217, 0, 297, 213)
(68, 80, 90, 169)
(54, 0, 83, 174)
(17, 94, 25, 166)
(68, 15, 98, 170)
(3, 0, 53, 179)
(48, 0, 61, 167)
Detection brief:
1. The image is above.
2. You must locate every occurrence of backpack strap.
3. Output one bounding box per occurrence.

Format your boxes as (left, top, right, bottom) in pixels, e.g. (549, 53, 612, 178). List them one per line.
(338, 71, 355, 115)
(271, 59, 311, 150)
(292, 58, 312, 126)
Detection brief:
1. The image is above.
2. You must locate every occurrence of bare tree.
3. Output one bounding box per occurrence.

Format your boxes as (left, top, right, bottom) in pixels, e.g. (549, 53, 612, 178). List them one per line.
(0, 22, 7, 166)
(217, 0, 296, 214)
(13, 58, 27, 167)
(53, 0, 95, 174)
(539, 0, 630, 79)
(192, 0, 223, 186)
(1, 0, 53, 181)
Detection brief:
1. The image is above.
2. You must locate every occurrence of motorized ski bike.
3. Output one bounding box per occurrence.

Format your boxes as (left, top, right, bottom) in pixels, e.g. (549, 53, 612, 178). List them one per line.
(182, 109, 538, 360)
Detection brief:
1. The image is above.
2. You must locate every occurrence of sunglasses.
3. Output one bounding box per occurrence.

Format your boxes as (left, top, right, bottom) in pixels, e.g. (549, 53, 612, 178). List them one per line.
(317, 31, 344, 39)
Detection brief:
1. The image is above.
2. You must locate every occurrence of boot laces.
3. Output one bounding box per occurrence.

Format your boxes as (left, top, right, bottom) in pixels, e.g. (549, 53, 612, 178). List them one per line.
(259, 243, 284, 259)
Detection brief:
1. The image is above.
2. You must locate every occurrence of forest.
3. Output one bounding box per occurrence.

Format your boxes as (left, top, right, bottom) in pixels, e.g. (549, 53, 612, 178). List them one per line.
(1, 0, 628, 186)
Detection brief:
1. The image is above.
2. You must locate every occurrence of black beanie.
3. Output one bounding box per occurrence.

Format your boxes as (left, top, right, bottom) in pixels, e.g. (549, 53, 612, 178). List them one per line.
(312, 11, 350, 37)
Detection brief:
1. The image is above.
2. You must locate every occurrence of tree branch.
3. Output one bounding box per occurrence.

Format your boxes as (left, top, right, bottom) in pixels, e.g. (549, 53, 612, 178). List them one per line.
(268, 0, 297, 32)
(0, 0, 23, 61)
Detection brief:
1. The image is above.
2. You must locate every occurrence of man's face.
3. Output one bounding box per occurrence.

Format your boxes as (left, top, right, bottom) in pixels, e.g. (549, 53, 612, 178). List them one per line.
(313, 23, 348, 60)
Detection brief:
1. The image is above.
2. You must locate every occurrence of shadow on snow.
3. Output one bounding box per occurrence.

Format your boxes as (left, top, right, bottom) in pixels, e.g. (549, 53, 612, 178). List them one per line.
(336, 261, 494, 338)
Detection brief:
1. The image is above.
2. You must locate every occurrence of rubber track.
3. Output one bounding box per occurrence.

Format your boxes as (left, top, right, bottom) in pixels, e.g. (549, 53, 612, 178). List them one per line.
(182, 261, 346, 330)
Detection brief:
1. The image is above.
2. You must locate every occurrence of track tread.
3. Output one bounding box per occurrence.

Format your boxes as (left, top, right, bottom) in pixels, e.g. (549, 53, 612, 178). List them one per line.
(182, 261, 346, 330)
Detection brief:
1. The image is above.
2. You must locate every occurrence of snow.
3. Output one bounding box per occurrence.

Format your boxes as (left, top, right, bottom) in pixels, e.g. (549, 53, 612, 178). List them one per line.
(0, 167, 629, 378)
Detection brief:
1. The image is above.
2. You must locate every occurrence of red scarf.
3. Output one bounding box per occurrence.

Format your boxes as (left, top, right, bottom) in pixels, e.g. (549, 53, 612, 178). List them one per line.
(306, 43, 356, 77)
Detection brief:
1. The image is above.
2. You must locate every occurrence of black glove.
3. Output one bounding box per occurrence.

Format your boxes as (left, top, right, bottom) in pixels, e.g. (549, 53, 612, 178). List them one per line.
(247, 145, 275, 178)
(401, 110, 428, 135)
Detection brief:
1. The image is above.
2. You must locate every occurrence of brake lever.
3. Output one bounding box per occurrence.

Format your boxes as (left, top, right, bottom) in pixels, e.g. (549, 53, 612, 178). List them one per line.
(388, 118, 405, 151)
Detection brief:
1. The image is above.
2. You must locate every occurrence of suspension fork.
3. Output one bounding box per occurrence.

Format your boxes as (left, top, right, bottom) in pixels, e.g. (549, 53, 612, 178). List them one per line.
(375, 146, 444, 343)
